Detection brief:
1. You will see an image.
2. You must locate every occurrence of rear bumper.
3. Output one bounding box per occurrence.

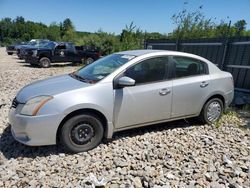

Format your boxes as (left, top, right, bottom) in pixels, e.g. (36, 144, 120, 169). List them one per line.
(225, 90, 234, 109)
(9, 107, 62, 146)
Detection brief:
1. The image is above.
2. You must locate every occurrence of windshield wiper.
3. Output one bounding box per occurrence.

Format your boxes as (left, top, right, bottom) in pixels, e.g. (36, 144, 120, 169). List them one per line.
(69, 73, 95, 84)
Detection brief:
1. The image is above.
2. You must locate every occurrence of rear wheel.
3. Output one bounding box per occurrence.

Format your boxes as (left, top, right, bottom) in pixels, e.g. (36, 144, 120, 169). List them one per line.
(39, 57, 51, 68)
(199, 98, 223, 124)
(60, 114, 104, 153)
(7, 52, 13, 55)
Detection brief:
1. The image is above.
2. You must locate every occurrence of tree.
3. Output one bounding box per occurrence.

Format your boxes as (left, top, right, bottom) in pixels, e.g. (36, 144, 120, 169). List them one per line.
(170, 6, 215, 39)
(61, 18, 76, 42)
(234, 20, 247, 36)
(62, 18, 74, 31)
(120, 22, 144, 50)
(46, 22, 61, 41)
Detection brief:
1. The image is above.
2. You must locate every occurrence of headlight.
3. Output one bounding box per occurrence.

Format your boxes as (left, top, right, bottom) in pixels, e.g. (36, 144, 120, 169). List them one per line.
(32, 50, 37, 57)
(20, 96, 53, 116)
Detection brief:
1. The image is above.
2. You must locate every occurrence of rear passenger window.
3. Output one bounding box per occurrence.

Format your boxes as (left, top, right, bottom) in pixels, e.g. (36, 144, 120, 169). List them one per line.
(125, 56, 169, 84)
(173, 56, 207, 78)
(56, 44, 66, 50)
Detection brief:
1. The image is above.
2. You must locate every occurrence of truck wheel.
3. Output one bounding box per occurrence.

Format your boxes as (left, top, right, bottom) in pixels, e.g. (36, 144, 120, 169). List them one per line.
(85, 57, 94, 65)
(39, 57, 51, 68)
(7, 52, 13, 55)
(60, 114, 104, 153)
(199, 98, 223, 124)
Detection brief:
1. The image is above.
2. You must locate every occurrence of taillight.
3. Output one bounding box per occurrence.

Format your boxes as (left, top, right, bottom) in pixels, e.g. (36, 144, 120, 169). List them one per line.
(96, 52, 101, 57)
(230, 76, 234, 86)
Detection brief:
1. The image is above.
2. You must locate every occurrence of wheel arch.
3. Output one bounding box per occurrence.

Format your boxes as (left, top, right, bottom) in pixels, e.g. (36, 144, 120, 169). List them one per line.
(200, 93, 225, 114)
(39, 54, 51, 61)
(56, 108, 109, 144)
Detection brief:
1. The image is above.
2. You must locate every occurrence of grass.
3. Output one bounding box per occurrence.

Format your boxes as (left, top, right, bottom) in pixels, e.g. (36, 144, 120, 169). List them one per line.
(213, 109, 240, 128)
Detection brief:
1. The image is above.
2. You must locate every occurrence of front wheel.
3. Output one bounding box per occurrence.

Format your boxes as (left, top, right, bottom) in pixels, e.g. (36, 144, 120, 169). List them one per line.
(85, 57, 94, 65)
(7, 52, 13, 55)
(199, 98, 223, 124)
(30, 63, 38, 67)
(39, 57, 51, 68)
(60, 114, 104, 153)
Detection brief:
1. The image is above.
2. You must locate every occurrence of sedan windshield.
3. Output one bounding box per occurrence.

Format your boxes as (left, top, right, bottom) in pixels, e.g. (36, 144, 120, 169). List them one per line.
(72, 54, 135, 82)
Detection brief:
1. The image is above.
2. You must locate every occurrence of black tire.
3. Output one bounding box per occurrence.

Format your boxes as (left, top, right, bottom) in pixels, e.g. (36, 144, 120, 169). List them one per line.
(7, 52, 13, 55)
(39, 57, 51, 68)
(60, 114, 104, 153)
(85, 57, 94, 65)
(199, 98, 223, 124)
(30, 63, 38, 67)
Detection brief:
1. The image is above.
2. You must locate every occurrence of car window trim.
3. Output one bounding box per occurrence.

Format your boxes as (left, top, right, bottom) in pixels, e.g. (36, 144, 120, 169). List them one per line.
(113, 55, 171, 88)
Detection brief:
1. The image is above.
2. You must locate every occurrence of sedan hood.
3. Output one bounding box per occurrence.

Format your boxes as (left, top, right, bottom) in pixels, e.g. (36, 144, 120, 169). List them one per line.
(16, 74, 90, 103)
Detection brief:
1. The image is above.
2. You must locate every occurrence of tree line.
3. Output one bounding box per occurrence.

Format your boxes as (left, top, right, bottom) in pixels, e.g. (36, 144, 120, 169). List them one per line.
(0, 6, 249, 54)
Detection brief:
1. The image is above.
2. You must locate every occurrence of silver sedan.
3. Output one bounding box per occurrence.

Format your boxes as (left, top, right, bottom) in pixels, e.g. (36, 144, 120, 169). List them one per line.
(9, 50, 234, 152)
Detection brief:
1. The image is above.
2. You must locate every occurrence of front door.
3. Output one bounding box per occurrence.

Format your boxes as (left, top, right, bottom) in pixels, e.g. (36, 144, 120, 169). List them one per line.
(114, 56, 172, 129)
(54, 44, 68, 62)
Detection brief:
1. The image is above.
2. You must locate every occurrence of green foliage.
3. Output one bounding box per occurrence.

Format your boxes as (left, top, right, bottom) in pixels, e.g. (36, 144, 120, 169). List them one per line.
(234, 20, 247, 36)
(0, 17, 76, 45)
(214, 110, 239, 128)
(61, 18, 76, 42)
(120, 22, 144, 50)
(170, 6, 215, 39)
(170, 5, 250, 39)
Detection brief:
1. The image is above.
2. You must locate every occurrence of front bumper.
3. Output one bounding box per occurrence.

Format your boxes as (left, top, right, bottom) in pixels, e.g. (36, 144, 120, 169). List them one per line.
(6, 49, 16, 54)
(25, 56, 39, 64)
(9, 107, 62, 146)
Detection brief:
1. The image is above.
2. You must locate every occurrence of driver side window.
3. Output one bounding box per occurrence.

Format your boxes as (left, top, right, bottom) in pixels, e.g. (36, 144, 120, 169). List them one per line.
(125, 56, 169, 85)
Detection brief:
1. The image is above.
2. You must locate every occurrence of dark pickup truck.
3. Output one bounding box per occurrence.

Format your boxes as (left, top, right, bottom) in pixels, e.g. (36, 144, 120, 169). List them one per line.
(24, 42, 101, 67)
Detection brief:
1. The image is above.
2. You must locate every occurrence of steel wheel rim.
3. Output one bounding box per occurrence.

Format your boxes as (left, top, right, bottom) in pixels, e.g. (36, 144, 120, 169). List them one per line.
(81, 58, 85, 64)
(86, 58, 93, 64)
(207, 101, 221, 122)
(41, 59, 49, 67)
(70, 123, 94, 145)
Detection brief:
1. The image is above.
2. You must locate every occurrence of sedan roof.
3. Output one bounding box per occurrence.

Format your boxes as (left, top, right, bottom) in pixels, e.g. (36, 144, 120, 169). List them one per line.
(116, 50, 166, 56)
(116, 50, 211, 63)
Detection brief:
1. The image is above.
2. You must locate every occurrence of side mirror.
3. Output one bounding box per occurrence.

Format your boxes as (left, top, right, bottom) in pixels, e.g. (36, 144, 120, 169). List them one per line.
(118, 76, 135, 87)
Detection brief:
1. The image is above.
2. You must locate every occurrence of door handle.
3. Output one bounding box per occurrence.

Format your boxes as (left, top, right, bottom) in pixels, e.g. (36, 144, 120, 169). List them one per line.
(159, 88, 171, 96)
(200, 81, 209, 88)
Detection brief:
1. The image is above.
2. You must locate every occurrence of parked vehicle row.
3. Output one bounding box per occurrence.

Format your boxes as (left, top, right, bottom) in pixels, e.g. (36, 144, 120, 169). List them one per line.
(6, 39, 101, 67)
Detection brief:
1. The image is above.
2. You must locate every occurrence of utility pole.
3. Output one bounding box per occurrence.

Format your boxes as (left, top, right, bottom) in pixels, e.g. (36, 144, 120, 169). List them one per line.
(221, 20, 231, 70)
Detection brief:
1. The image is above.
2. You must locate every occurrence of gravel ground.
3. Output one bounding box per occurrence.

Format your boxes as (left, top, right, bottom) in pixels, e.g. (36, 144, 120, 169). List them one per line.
(0, 47, 249, 188)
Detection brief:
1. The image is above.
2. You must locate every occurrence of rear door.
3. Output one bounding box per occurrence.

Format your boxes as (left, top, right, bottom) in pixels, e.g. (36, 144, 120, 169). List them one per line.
(170, 56, 211, 118)
(114, 56, 173, 129)
(66, 43, 78, 62)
